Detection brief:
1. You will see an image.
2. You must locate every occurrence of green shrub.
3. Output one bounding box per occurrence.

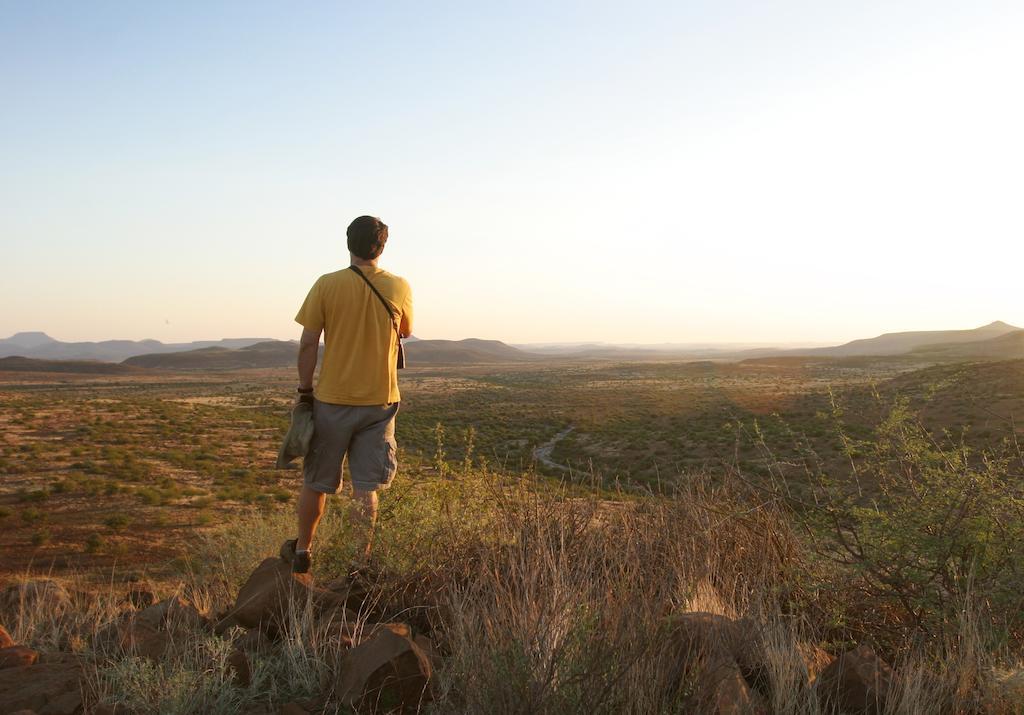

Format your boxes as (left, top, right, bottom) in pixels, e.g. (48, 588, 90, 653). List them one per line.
(21, 507, 45, 524)
(17, 488, 49, 503)
(793, 398, 1024, 644)
(136, 488, 162, 506)
(104, 514, 131, 531)
(85, 533, 104, 553)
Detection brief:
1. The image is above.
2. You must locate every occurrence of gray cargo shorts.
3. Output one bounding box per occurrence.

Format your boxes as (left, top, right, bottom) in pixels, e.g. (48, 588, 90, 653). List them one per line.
(302, 400, 400, 494)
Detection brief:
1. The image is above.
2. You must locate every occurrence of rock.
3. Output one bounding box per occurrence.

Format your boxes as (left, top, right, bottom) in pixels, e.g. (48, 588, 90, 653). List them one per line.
(228, 648, 251, 687)
(218, 555, 352, 634)
(279, 704, 308, 715)
(126, 584, 156, 609)
(0, 645, 39, 669)
(817, 644, 894, 714)
(8, 709, 40, 715)
(320, 566, 403, 627)
(689, 666, 767, 715)
(95, 593, 207, 660)
(0, 624, 14, 649)
(93, 704, 134, 715)
(333, 623, 433, 712)
(135, 594, 208, 632)
(2, 580, 71, 615)
(413, 634, 441, 672)
(219, 557, 313, 631)
(236, 627, 276, 653)
(42, 690, 86, 715)
(668, 613, 763, 669)
(0, 657, 83, 714)
(988, 667, 1024, 711)
(664, 612, 769, 714)
(241, 707, 274, 715)
(797, 642, 835, 686)
(97, 618, 171, 659)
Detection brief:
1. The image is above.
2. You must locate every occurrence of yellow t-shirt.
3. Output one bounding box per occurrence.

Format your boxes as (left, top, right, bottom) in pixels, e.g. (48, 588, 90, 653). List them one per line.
(295, 265, 413, 406)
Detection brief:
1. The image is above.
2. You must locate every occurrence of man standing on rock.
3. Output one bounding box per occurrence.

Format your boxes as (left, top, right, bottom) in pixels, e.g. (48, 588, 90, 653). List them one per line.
(289, 215, 413, 574)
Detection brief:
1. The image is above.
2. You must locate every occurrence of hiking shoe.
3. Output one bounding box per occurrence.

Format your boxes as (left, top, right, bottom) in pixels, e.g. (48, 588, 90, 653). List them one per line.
(292, 549, 311, 575)
(282, 538, 312, 574)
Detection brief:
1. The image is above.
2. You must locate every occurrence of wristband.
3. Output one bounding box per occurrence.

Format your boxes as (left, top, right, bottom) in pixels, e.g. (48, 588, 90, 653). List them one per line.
(297, 387, 314, 394)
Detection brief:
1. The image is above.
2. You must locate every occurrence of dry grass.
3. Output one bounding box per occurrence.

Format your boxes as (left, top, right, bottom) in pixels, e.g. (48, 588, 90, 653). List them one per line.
(2, 467, 1020, 713)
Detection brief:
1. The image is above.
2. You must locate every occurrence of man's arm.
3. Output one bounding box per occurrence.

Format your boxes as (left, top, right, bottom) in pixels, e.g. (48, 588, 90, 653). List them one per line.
(399, 284, 413, 338)
(297, 327, 322, 391)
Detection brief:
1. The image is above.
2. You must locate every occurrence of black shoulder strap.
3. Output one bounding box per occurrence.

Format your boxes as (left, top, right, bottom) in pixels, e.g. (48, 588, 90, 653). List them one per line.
(349, 265, 398, 328)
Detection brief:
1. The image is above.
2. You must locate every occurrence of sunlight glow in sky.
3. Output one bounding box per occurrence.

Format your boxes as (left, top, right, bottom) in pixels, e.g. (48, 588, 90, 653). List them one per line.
(2, 1, 1022, 344)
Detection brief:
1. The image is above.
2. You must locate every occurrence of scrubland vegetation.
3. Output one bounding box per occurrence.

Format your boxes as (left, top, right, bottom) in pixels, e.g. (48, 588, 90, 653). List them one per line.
(1, 358, 1022, 712)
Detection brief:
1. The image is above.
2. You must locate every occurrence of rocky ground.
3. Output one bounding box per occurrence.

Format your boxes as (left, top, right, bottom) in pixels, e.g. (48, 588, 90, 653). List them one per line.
(0, 541, 942, 714)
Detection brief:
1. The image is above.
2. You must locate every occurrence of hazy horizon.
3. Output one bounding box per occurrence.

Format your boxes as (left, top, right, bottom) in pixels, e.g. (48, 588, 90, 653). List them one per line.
(3, 2, 1022, 345)
(1, 319, 1017, 351)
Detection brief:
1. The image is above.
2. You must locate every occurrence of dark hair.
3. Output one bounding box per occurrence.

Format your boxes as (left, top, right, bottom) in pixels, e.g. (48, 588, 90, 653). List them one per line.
(347, 216, 388, 260)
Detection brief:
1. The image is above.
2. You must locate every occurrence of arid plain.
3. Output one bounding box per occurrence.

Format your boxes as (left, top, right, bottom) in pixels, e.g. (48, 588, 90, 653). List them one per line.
(1, 343, 1023, 713)
(2, 355, 1021, 579)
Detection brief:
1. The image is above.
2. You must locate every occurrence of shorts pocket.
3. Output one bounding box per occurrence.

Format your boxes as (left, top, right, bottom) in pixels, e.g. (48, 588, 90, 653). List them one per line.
(379, 436, 398, 487)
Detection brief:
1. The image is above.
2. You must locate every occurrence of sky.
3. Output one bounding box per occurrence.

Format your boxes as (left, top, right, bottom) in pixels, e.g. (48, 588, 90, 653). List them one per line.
(1, 1, 1022, 345)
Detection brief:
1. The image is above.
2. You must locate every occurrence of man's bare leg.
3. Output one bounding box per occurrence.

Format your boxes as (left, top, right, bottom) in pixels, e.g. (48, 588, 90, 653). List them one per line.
(351, 488, 379, 561)
(296, 485, 327, 552)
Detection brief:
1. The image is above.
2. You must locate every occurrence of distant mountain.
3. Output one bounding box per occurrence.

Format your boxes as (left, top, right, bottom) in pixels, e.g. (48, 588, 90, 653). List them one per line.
(405, 338, 536, 364)
(909, 329, 1024, 361)
(0, 334, 275, 362)
(805, 321, 1020, 358)
(5, 321, 1019, 368)
(121, 337, 535, 370)
(2, 332, 59, 349)
(124, 341, 300, 370)
(0, 356, 140, 375)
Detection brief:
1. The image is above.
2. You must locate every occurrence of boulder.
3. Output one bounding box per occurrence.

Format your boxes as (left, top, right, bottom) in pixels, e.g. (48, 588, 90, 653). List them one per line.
(235, 627, 276, 653)
(93, 704, 134, 715)
(988, 668, 1024, 712)
(687, 666, 767, 715)
(218, 556, 353, 634)
(413, 634, 441, 672)
(135, 594, 208, 631)
(333, 623, 433, 713)
(228, 648, 251, 687)
(219, 557, 313, 632)
(125, 584, 156, 609)
(0, 657, 83, 714)
(797, 642, 835, 686)
(664, 612, 769, 714)
(817, 644, 893, 714)
(120, 621, 172, 660)
(0, 645, 39, 669)
(0, 624, 14, 649)
(241, 707, 275, 715)
(2, 580, 71, 615)
(94, 595, 205, 660)
(322, 569, 375, 612)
